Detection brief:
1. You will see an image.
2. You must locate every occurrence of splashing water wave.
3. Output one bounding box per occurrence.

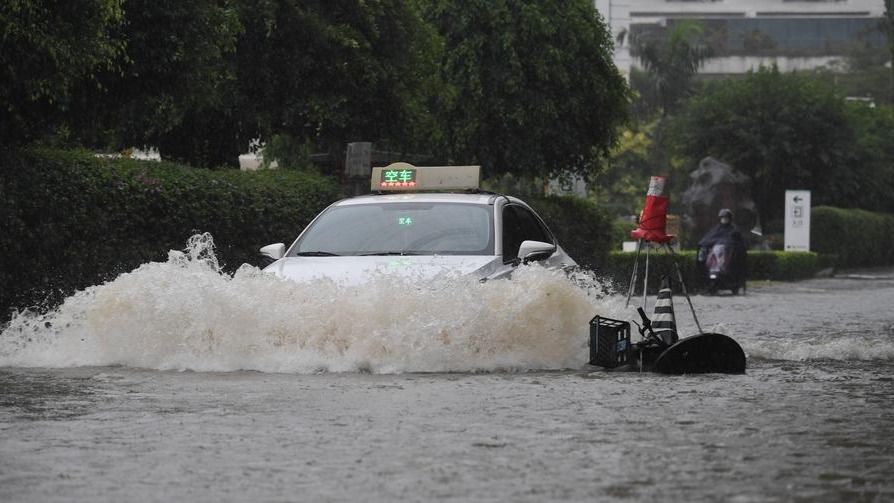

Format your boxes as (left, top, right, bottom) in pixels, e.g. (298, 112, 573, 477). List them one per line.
(0, 235, 626, 373)
(744, 330, 894, 362)
(4, 235, 892, 372)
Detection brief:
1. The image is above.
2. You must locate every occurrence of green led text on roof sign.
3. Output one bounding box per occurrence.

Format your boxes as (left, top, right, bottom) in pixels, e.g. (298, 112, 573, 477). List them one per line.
(380, 168, 416, 188)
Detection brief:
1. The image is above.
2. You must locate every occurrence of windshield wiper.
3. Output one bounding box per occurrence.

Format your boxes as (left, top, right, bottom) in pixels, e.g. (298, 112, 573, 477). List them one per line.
(358, 251, 422, 256)
(294, 251, 340, 256)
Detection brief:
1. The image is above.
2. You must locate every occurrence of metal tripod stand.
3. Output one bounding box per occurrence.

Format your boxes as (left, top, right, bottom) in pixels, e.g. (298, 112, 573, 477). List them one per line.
(624, 239, 704, 335)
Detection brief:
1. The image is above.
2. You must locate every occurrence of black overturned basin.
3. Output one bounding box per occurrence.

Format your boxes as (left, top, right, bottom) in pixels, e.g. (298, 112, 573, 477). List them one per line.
(654, 332, 747, 375)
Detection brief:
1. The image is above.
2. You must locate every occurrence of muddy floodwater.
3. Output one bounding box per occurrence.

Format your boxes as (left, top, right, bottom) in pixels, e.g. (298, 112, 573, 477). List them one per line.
(1, 243, 892, 502)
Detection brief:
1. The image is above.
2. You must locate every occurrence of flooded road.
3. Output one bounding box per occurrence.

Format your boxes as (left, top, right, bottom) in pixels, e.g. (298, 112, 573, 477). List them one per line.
(1, 246, 893, 502)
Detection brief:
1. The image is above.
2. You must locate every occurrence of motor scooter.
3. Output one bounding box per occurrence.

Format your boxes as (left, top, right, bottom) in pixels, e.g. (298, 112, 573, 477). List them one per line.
(697, 241, 744, 295)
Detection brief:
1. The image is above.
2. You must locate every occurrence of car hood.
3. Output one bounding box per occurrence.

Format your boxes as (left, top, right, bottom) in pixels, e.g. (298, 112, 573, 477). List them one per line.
(263, 255, 504, 285)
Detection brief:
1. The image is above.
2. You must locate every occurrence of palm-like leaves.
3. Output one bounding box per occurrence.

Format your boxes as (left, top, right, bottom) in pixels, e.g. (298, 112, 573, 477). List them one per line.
(631, 20, 712, 115)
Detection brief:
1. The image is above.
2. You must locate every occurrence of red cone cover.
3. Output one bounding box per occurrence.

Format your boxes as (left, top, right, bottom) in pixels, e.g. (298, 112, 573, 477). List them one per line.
(630, 175, 674, 243)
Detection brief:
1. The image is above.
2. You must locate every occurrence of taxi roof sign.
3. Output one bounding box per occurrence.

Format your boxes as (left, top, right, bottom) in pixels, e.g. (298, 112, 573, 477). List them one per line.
(371, 163, 480, 192)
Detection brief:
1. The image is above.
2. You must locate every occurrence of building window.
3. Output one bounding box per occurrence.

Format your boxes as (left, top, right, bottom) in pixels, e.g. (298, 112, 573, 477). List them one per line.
(631, 18, 886, 58)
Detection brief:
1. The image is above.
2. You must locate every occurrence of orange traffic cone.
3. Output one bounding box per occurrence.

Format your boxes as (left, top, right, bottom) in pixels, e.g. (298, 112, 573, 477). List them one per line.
(652, 276, 678, 345)
(630, 175, 674, 243)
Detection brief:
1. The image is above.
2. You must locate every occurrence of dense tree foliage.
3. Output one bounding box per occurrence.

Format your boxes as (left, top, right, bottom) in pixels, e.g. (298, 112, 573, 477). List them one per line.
(844, 103, 894, 212)
(669, 66, 894, 223)
(3, 1, 627, 175)
(886, 0, 894, 102)
(594, 122, 657, 215)
(0, 0, 124, 143)
(70, 0, 245, 167)
(236, 0, 444, 166)
(425, 0, 629, 178)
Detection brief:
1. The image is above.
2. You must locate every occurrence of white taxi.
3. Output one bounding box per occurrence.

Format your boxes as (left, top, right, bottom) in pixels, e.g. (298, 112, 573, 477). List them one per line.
(259, 163, 577, 284)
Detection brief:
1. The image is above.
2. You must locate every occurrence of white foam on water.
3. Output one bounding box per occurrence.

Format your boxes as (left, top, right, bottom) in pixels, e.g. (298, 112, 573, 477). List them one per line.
(0, 235, 626, 373)
(704, 317, 894, 363)
(743, 332, 894, 362)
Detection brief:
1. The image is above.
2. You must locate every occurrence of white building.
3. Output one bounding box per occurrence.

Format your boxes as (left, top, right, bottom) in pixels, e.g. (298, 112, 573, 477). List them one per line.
(595, 0, 888, 76)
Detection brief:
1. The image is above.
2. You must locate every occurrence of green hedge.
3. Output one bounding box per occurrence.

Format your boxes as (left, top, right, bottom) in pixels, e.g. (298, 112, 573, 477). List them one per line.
(601, 250, 700, 293)
(526, 195, 614, 269)
(747, 251, 821, 281)
(611, 217, 635, 248)
(0, 148, 340, 317)
(812, 206, 894, 268)
(600, 250, 820, 293)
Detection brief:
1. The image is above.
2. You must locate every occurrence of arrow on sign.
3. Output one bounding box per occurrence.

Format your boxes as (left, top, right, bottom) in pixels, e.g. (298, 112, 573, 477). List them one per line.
(793, 196, 803, 203)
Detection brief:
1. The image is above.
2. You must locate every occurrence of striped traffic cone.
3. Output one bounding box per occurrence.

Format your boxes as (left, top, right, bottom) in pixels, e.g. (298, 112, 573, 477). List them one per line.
(652, 276, 678, 345)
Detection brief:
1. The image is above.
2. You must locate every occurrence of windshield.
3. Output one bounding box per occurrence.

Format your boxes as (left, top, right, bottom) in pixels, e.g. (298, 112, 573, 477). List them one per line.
(292, 202, 494, 256)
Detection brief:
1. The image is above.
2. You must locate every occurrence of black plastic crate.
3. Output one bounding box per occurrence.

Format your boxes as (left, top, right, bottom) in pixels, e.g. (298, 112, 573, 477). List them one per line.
(589, 316, 632, 368)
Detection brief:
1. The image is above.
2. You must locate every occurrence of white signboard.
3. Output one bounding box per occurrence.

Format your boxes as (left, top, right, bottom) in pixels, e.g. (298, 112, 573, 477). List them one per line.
(345, 142, 372, 177)
(784, 190, 811, 252)
(547, 172, 587, 197)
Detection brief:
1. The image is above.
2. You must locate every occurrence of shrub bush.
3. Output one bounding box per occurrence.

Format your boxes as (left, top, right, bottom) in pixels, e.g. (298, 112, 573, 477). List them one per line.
(526, 195, 614, 269)
(811, 206, 894, 268)
(600, 249, 819, 293)
(0, 148, 340, 317)
(771, 251, 821, 280)
(612, 217, 636, 248)
(748, 251, 820, 281)
(601, 250, 700, 293)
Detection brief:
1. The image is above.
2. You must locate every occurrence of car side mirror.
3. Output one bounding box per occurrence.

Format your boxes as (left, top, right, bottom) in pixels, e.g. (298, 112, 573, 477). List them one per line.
(517, 240, 556, 264)
(259, 243, 286, 261)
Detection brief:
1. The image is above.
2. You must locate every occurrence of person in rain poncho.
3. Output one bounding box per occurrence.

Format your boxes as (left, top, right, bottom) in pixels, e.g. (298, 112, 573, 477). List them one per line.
(697, 208, 747, 294)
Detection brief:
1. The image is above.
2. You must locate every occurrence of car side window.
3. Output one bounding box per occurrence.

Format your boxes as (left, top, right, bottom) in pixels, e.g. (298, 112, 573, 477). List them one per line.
(501, 205, 552, 262)
(515, 206, 551, 244)
(502, 206, 525, 262)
